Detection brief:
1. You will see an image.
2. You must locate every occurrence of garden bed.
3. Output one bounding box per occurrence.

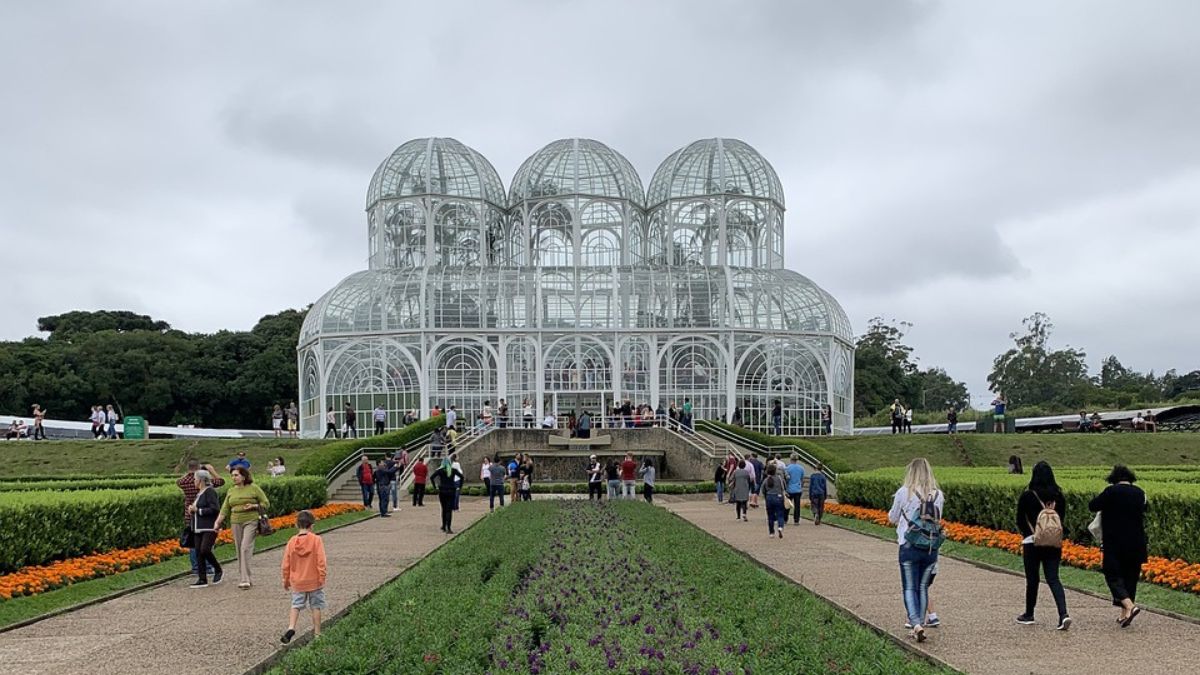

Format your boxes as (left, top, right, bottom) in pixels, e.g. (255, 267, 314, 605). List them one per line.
(271, 501, 950, 674)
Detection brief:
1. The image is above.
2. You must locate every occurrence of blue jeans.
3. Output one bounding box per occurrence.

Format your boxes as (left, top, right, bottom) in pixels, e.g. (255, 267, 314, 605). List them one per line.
(377, 485, 391, 515)
(899, 543, 938, 627)
(765, 494, 786, 534)
(716, 480, 725, 503)
(772, 416, 781, 435)
(453, 485, 461, 510)
(361, 484, 373, 507)
(489, 484, 505, 510)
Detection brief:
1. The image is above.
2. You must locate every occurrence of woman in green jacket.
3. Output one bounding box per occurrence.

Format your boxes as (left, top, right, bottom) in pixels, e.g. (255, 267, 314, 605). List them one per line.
(214, 466, 270, 589)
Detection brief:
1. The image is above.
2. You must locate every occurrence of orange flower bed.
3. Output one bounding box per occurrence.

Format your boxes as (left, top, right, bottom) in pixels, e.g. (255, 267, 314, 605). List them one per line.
(0, 503, 365, 600)
(825, 503, 1200, 594)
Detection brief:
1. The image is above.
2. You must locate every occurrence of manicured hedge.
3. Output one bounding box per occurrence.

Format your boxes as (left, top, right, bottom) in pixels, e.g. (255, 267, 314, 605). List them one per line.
(0, 473, 171, 483)
(838, 468, 1200, 563)
(0, 478, 175, 492)
(0, 476, 327, 572)
(295, 416, 443, 477)
(698, 420, 851, 474)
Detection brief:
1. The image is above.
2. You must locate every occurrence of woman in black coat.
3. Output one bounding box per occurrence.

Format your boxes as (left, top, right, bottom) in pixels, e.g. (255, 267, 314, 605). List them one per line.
(186, 470, 223, 588)
(1015, 461, 1070, 629)
(1088, 465, 1148, 627)
(430, 458, 464, 534)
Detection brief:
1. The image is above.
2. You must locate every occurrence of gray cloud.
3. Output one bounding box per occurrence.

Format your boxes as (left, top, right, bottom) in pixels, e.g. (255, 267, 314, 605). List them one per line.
(1, 0, 1198, 399)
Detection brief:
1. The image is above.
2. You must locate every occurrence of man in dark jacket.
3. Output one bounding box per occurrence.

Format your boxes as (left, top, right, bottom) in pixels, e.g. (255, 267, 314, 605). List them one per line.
(374, 459, 398, 517)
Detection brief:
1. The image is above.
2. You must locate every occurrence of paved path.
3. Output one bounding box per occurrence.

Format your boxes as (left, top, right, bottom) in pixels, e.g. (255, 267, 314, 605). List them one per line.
(0, 499, 488, 675)
(666, 500, 1200, 675)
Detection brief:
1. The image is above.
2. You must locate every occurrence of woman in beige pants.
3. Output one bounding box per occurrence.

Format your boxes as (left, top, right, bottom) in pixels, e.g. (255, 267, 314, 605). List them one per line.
(214, 467, 270, 589)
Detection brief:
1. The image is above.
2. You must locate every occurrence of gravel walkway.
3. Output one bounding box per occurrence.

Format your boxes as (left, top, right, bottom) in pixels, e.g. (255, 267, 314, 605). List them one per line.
(0, 499, 489, 675)
(667, 499, 1200, 675)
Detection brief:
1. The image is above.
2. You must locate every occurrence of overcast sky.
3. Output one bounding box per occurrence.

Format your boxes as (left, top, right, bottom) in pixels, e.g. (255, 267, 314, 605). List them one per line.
(2, 0, 1198, 404)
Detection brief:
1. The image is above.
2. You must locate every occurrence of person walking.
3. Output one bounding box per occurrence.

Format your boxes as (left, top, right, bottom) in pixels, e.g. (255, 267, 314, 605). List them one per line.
(730, 459, 752, 522)
(508, 453, 523, 503)
(785, 455, 805, 525)
(714, 461, 727, 504)
(430, 458, 464, 533)
(587, 455, 604, 501)
(808, 468, 828, 525)
(279, 510, 327, 644)
(177, 460, 224, 576)
(324, 406, 339, 439)
(747, 454, 762, 509)
(105, 404, 118, 438)
(576, 410, 592, 440)
(343, 403, 357, 438)
(373, 404, 387, 436)
(1015, 461, 1071, 630)
(619, 453, 638, 500)
(1089, 465, 1149, 628)
(271, 404, 284, 438)
(356, 456, 374, 507)
(411, 457, 428, 507)
(760, 463, 787, 538)
(639, 458, 656, 504)
(445, 405, 458, 432)
(186, 469, 223, 588)
(391, 449, 407, 510)
(214, 467, 270, 590)
(451, 454, 463, 510)
(771, 400, 782, 436)
(430, 427, 447, 460)
(374, 458, 397, 517)
(487, 454, 507, 511)
(887, 458, 944, 643)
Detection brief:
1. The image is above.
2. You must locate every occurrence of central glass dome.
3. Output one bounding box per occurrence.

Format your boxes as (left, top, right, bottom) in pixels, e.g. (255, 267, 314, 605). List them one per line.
(299, 137, 854, 440)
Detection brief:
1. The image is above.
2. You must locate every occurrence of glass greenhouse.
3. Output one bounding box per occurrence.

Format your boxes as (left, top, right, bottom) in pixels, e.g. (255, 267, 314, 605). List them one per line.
(298, 137, 854, 436)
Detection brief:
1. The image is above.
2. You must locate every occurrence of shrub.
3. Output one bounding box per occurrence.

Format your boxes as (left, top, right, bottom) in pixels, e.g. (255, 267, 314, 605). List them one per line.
(0, 478, 175, 492)
(699, 420, 851, 474)
(838, 468, 1200, 563)
(0, 476, 327, 572)
(295, 416, 443, 477)
(415, 482, 717, 496)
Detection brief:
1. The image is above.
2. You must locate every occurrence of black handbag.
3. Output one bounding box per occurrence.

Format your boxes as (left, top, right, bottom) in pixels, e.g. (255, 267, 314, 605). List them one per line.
(180, 525, 195, 548)
(256, 506, 275, 536)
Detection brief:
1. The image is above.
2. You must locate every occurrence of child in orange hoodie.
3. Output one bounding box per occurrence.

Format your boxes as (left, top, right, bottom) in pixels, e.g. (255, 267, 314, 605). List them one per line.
(280, 510, 327, 644)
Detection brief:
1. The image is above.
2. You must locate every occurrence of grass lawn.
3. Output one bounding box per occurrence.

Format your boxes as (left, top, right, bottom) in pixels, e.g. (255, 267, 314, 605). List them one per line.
(272, 501, 950, 674)
(0, 508, 373, 631)
(0, 438, 330, 478)
(813, 433, 1200, 472)
(807, 508, 1200, 622)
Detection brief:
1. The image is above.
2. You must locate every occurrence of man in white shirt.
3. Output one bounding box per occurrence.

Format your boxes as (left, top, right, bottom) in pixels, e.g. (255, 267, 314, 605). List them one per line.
(373, 405, 387, 435)
(541, 413, 556, 429)
(446, 406, 458, 431)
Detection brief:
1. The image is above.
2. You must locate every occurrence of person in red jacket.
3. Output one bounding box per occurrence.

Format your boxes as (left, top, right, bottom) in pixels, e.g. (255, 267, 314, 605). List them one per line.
(411, 457, 429, 507)
(280, 510, 327, 644)
(356, 456, 374, 507)
(619, 453, 638, 500)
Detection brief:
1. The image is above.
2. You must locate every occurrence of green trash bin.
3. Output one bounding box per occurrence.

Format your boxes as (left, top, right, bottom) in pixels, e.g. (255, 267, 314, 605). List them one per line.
(123, 416, 147, 440)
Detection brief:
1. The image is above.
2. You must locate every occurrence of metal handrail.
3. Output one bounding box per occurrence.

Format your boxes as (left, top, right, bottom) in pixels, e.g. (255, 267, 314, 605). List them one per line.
(696, 420, 838, 482)
(323, 431, 433, 484)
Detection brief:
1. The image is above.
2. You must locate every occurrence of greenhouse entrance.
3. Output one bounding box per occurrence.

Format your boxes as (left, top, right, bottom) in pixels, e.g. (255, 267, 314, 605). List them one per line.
(551, 392, 608, 421)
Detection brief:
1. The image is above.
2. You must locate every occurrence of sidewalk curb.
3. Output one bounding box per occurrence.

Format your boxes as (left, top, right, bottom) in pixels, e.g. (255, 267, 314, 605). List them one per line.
(0, 511, 375, 636)
(241, 509, 488, 675)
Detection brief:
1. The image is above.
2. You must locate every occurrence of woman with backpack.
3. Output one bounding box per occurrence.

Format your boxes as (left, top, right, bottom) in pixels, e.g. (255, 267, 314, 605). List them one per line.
(887, 458, 944, 643)
(1089, 465, 1148, 628)
(1015, 461, 1071, 630)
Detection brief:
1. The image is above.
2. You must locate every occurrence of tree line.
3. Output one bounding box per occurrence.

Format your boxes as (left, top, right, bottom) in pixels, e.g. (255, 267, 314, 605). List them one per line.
(854, 312, 1199, 419)
(0, 310, 303, 429)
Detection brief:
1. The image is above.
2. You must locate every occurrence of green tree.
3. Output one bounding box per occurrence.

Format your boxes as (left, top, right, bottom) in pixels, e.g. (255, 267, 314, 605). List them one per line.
(853, 318, 919, 416)
(987, 312, 1093, 408)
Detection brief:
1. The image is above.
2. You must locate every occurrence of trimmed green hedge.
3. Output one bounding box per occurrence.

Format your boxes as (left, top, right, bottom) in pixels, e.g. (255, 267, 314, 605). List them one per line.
(838, 468, 1200, 563)
(295, 416, 443, 477)
(0, 478, 175, 492)
(698, 420, 851, 474)
(0, 473, 171, 483)
(0, 476, 327, 572)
